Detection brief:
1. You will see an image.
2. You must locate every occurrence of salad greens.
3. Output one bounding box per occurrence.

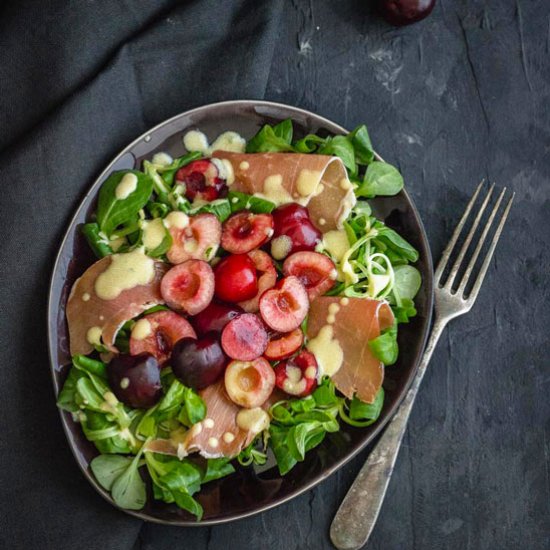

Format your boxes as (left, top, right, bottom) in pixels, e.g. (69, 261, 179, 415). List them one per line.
(356, 161, 404, 198)
(188, 198, 232, 222)
(97, 170, 153, 237)
(247, 120, 402, 195)
(269, 377, 386, 474)
(246, 119, 295, 153)
(320, 199, 422, 307)
(60, 355, 229, 519)
(60, 117, 422, 518)
(369, 323, 399, 366)
(228, 191, 276, 214)
(81, 223, 113, 258)
(58, 355, 141, 454)
(237, 438, 268, 467)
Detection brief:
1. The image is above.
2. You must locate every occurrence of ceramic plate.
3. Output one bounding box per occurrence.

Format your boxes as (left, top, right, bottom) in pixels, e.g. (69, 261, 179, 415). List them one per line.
(48, 100, 434, 525)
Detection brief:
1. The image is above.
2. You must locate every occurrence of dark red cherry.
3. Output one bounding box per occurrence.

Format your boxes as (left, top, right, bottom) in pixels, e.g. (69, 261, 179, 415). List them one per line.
(191, 301, 244, 336)
(171, 334, 227, 390)
(279, 219, 321, 253)
(107, 353, 162, 409)
(272, 204, 309, 231)
(272, 203, 321, 255)
(378, 0, 436, 27)
(214, 254, 258, 302)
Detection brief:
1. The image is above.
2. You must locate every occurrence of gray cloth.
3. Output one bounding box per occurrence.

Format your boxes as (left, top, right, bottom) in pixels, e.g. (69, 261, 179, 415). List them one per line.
(0, 1, 282, 548)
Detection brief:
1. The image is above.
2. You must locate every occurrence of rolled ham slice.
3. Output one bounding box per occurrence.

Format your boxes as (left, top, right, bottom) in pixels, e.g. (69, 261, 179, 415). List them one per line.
(213, 152, 356, 231)
(66, 256, 168, 356)
(146, 381, 266, 459)
(306, 296, 394, 404)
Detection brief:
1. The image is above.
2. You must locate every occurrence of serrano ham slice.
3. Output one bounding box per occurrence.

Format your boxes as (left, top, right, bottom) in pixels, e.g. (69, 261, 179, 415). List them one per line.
(66, 256, 168, 356)
(146, 381, 268, 459)
(213, 152, 356, 231)
(306, 296, 394, 404)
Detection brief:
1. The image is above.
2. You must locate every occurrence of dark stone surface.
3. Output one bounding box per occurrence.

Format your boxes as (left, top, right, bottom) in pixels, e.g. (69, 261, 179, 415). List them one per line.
(1, 1, 548, 549)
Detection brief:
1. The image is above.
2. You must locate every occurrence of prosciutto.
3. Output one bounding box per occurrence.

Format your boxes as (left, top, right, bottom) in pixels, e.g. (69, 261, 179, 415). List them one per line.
(306, 296, 394, 404)
(146, 381, 265, 459)
(213, 151, 356, 231)
(66, 256, 168, 355)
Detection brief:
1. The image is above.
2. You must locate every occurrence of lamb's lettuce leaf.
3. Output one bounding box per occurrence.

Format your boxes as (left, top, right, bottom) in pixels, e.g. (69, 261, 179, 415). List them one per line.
(97, 170, 153, 236)
(228, 191, 276, 214)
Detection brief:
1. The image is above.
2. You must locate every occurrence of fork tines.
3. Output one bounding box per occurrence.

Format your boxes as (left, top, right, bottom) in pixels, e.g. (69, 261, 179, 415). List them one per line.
(435, 181, 514, 302)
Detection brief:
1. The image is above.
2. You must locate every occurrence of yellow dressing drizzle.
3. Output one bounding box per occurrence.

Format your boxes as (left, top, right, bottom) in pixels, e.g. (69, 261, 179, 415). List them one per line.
(296, 169, 322, 197)
(221, 159, 235, 184)
(94, 248, 155, 300)
(257, 174, 293, 206)
(306, 325, 344, 377)
(142, 218, 165, 250)
(183, 239, 198, 253)
(164, 211, 189, 229)
(326, 303, 340, 324)
(190, 423, 203, 437)
(340, 177, 352, 190)
(152, 152, 173, 166)
(210, 131, 246, 153)
(236, 408, 270, 433)
(223, 432, 235, 444)
(282, 365, 307, 394)
(323, 230, 351, 262)
(270, 235, 293, 260)
(131, 318, 152, 341)
(109, 236, 126, 252)
(183, 130, 246, 155)
(183, 130, 210, 154)
(304, 366, 317, 379)
(115, 173, 138, 200)
(86, 326, 102, 346)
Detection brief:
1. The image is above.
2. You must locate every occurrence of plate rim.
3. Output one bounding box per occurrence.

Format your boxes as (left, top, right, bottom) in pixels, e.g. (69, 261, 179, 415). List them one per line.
(47, 99, 434, 526)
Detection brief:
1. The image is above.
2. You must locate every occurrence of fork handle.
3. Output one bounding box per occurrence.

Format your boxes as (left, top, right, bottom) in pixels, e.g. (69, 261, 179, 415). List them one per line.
(330, 318, 446, 550)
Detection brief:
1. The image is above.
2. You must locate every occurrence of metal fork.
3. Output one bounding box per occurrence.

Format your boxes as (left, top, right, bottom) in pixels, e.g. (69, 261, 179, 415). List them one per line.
(330, 182, 515, 550)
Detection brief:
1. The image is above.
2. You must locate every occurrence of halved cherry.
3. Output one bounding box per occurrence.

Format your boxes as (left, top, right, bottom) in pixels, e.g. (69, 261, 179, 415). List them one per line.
(221, 211, 274, 254)
(274, 351, 318, 397)
(259, 276, 309, 333)
(129, 311, 196, 365)
(160, 260, 214, 315)
(191, 301, 244, 336)
(167, 213, 221, 264)
(283, 251, 337, 301)
(221, 313, 268, 361)
(214, 254, 258, 303)
(264, 328, 304, 361)
(224, 357, 275, 408)
(175, 159, 227, 202)
(238, 250, 277, 313)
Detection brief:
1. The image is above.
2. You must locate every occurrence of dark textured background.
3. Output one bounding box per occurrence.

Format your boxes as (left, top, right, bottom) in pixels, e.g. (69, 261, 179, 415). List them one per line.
(1, 1, 548, 549)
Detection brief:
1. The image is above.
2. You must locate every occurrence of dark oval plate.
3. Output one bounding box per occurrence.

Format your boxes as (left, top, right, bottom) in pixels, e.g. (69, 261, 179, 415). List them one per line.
(48, 100, 433, 525)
